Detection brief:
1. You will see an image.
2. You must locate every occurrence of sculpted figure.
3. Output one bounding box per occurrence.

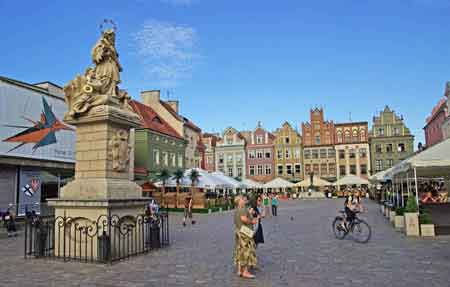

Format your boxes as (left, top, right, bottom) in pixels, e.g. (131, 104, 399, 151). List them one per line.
(109, 129, 131, 172)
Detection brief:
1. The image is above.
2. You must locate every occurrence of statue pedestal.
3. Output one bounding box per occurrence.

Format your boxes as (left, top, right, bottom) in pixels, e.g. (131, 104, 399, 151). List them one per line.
(47, 104, 149, 261)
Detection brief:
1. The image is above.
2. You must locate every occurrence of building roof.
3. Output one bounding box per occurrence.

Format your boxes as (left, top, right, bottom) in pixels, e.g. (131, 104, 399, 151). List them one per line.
(425, 97, 448, 126)
(0, 75, 64, 100)
(130, 100, 184, 140)
(159, 100, 202, 133)
(335, 121, 368, 127)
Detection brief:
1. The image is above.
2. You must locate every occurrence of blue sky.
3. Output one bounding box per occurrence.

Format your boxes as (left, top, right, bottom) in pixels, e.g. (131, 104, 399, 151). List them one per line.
(2, 0, 450, 145)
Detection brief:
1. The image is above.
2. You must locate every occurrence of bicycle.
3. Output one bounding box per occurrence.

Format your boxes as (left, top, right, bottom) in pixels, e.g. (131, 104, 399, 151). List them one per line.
(332, 210, 371, 243)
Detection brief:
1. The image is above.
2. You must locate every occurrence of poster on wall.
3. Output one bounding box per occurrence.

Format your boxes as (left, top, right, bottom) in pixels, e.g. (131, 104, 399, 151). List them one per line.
(0, 80, 76, 163)
(18, 168, 42, 216)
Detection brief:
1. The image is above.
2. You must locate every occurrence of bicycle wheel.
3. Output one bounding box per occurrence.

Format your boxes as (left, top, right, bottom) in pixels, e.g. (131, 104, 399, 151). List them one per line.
(351, 219, 371, 243)
(332, 217, 347, 240)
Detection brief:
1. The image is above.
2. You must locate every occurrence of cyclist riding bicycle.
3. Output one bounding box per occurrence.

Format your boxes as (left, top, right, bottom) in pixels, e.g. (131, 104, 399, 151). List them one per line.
(342, 195, 357, 230)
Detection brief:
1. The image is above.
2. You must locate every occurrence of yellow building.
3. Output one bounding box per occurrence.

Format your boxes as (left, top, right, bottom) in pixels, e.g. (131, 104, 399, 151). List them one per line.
(273, 122, 304, 182)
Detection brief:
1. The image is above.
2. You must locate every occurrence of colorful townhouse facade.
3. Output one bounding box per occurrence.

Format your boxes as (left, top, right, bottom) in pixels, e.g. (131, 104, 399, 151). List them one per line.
(131, 100, 187, 182)
(241, 123, 275, 183)
(424, 90, 448, 147)
(334, 122, 370, 179)
(369, 106, 415, 173)
(273, 122, 304, 182)
(201, 133, 219, 172)
(215, 127, 246, 179)
(302, 108, 337, 181)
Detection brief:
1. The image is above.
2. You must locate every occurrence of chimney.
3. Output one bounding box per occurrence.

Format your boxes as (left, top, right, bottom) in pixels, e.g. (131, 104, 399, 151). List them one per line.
(166, 100, 179, 114)
(141, 90, 160, 107)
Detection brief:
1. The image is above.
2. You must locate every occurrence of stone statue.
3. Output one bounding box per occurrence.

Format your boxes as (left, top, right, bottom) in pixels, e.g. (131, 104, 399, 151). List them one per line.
(63, 26, 133, 119)
(109, 129, 131, 172)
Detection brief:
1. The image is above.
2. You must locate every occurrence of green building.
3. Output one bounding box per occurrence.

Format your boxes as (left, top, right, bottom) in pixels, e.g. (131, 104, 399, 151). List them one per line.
(369, 106, 415, 173)
(131, 100, 187, 182)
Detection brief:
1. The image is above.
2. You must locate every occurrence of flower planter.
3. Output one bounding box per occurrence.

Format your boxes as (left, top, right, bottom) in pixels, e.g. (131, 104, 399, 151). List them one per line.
(404, 212, 419, 236)
(394, 215, 404, 230)
(389, 210, 396, 224)
(420, 224, 435, 237)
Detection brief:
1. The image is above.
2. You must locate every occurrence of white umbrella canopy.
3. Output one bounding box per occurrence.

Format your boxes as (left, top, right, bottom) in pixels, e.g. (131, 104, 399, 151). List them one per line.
(211, 172, 246, 188)
(241, 178, 264, 188)
(264, 177, 295, 189)
(294, 176, 332, 187)
(369, 166, 395, 182)
(334, 174, 370, 186)
(184, 168, 231, 189)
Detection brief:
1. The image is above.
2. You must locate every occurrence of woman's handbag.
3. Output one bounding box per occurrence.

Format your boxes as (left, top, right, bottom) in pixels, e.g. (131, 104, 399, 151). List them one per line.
(239, 225, 255, 238)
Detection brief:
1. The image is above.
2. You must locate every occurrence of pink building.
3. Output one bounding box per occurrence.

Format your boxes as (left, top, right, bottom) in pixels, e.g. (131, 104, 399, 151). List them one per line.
(241, 123, 275, 183)
(424, 97, 448, 147)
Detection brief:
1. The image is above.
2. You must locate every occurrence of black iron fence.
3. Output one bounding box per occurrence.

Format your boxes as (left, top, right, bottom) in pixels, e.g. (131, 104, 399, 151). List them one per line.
(24, 212, 169, 263)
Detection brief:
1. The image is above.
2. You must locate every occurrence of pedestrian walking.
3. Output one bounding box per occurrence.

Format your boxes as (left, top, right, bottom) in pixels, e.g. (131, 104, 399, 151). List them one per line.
(233, 195, 258, 279)
(183, 195, 195, 226)
(251, 195, 264, 246)
(3, 204, 17, 237)
(263, 193, 271, 218)
(271, 194, 279, 216)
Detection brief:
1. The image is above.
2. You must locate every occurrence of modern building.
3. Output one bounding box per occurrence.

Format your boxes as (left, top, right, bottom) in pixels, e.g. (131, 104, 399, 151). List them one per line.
(241, 123, 275, 183)
(302, 108, 336, 181)
(424, 85, 448, 147)
(0, 76, 76, 215)
(334, 122, 370, 180)
(130, 100, 187, 182)
(215, 127, 246, 180)
(369, 106, 415, 173)
(273, 122, 303, 182)
(201, 133, 219, 172)
(140, 90, 202, 169)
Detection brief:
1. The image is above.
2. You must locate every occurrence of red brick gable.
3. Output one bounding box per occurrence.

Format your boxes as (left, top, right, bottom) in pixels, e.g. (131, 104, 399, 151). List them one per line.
(130, 100, 184, 140)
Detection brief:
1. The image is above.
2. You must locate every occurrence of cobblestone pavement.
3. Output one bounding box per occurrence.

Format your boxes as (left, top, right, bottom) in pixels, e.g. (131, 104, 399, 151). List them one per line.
(1, 199, 450, 287)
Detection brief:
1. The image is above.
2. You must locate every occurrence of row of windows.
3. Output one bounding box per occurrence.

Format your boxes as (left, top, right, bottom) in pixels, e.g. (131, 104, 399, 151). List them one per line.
(338, 164, 368, 175)
(375, 143, 406, 153)
(336, 129, 366, 143)
(304, 149, 336, 159)
(217, 153, 244, 164)
(276, 148, 301, 160)
(337, 148, 367, 159)
(304, 163, 336, 176)
(249, 165, 272, 176)
(153, 149, 183, 168)
(376, 127, 402, 137)
(277, 164, 302, 176)
(218, 166, 244, 178)
(375, 159, 395, 172)
(153, 135, 184, 147)
(248, 149, 272, 159)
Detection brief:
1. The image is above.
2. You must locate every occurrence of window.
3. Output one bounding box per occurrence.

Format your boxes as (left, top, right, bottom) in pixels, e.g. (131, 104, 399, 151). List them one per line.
(393, 127, 400, 136)
(352, 130, 358, 142)
(313, 164, 320, 174)
(378, 128, 384, 136)
(228, 167, 233, 177)
(248, 150, 256, 159)
(304, 150, 311, 159)
(337, 131, 343, 143)
(350, 165, 357, 175)
(286, 164, 292, 175)
(277, 149, 283, 160)
(339, 165, 346, 175)
(315, 134, 321, 145)
(360, 130, 366, 142)
(349, 149, 356, 159)
(344, 130, 351, 143)
(375, 144, 382, 153)
(277, 165, 283, 176)
(312, 150, 319, 159)
(257, 150, 263, 159)
(328, 149, 335, 158)
(163, 152, 169, 166)
(329, 164, 336, 175)
(153, 149, 160, 165)
(265, 165, 272, 175)
(227, 154, 233, 163)
(249, 165, 255, 176)
(257, 165, 263, 175)
(359, 148, 367, 158)
(265, 150, 272, 159)
(294, 148, 301, 159)
(386, 144, 393, 153)
(226, 136, 233, 145)
(305, 164, 311, 174)
(178, 155, 183, 167)
(375, 160, 383, 172)
(295, 164, 301, 174)
(218, 153, 224, 164)
(256, 136, 263, 144)
(339, 150, 345, 159)
(171, 153, 176, 167)
(236, 153, 243, 163)
(360, 164, 367, 175)
(285, 149, 290, 159)
(237, 167, 243, 177)
(320, 163, 327, 175)
(387, 159, 394, 168)
(320, 149, 327, 158)
(398, 143, 406, 152)
(285, 137, 290, 144)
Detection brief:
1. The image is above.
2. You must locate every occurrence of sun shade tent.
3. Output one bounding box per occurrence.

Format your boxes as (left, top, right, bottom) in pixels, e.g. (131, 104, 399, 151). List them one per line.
(333, 174, 370, 186)
(241, 178, 264, 189)
(369, 166, 395, 182)
(264, 177, 295, 189)
(294, 176, 332, 187)
(155, 168, 233, 189)
(211, 172, 247, 189)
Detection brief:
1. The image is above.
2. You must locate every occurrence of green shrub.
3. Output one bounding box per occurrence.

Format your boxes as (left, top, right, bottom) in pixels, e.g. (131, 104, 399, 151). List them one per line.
(420, 212, 433, 224)
(404, 197, 418, 213)
(395, 207, 405, 216)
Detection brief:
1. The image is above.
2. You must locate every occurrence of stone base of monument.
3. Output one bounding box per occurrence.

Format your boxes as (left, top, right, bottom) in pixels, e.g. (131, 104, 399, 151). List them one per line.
(298, 192, 326, 199)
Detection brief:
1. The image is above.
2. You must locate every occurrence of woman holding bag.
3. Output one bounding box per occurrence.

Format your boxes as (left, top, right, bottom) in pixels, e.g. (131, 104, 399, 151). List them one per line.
(233, 195, 258, 279)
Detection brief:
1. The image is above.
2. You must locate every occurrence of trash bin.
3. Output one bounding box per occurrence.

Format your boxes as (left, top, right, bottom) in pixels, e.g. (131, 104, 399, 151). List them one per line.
(34, 226, 47, 257)
(98, 232, 111, 262)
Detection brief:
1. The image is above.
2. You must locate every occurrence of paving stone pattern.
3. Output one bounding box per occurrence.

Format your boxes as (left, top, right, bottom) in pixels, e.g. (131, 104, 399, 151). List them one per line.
(1, 199, 449, 287)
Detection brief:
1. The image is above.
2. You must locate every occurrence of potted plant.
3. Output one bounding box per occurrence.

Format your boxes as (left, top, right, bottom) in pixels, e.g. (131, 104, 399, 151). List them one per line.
(389, 206, 396, 224)
(420, 212, 435, 237)
(404, 197, 419, 236)
(394, 207, 405, 230)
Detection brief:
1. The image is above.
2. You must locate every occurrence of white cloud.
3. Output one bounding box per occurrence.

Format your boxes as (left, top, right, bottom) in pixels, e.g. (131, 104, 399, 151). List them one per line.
(133, 20, 199, 87)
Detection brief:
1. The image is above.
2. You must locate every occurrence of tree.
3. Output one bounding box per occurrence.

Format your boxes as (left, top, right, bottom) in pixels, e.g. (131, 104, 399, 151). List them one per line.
(189, 169, 201, 206)
(173, 169, 184, 208)
(157, 169, 171, 207)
